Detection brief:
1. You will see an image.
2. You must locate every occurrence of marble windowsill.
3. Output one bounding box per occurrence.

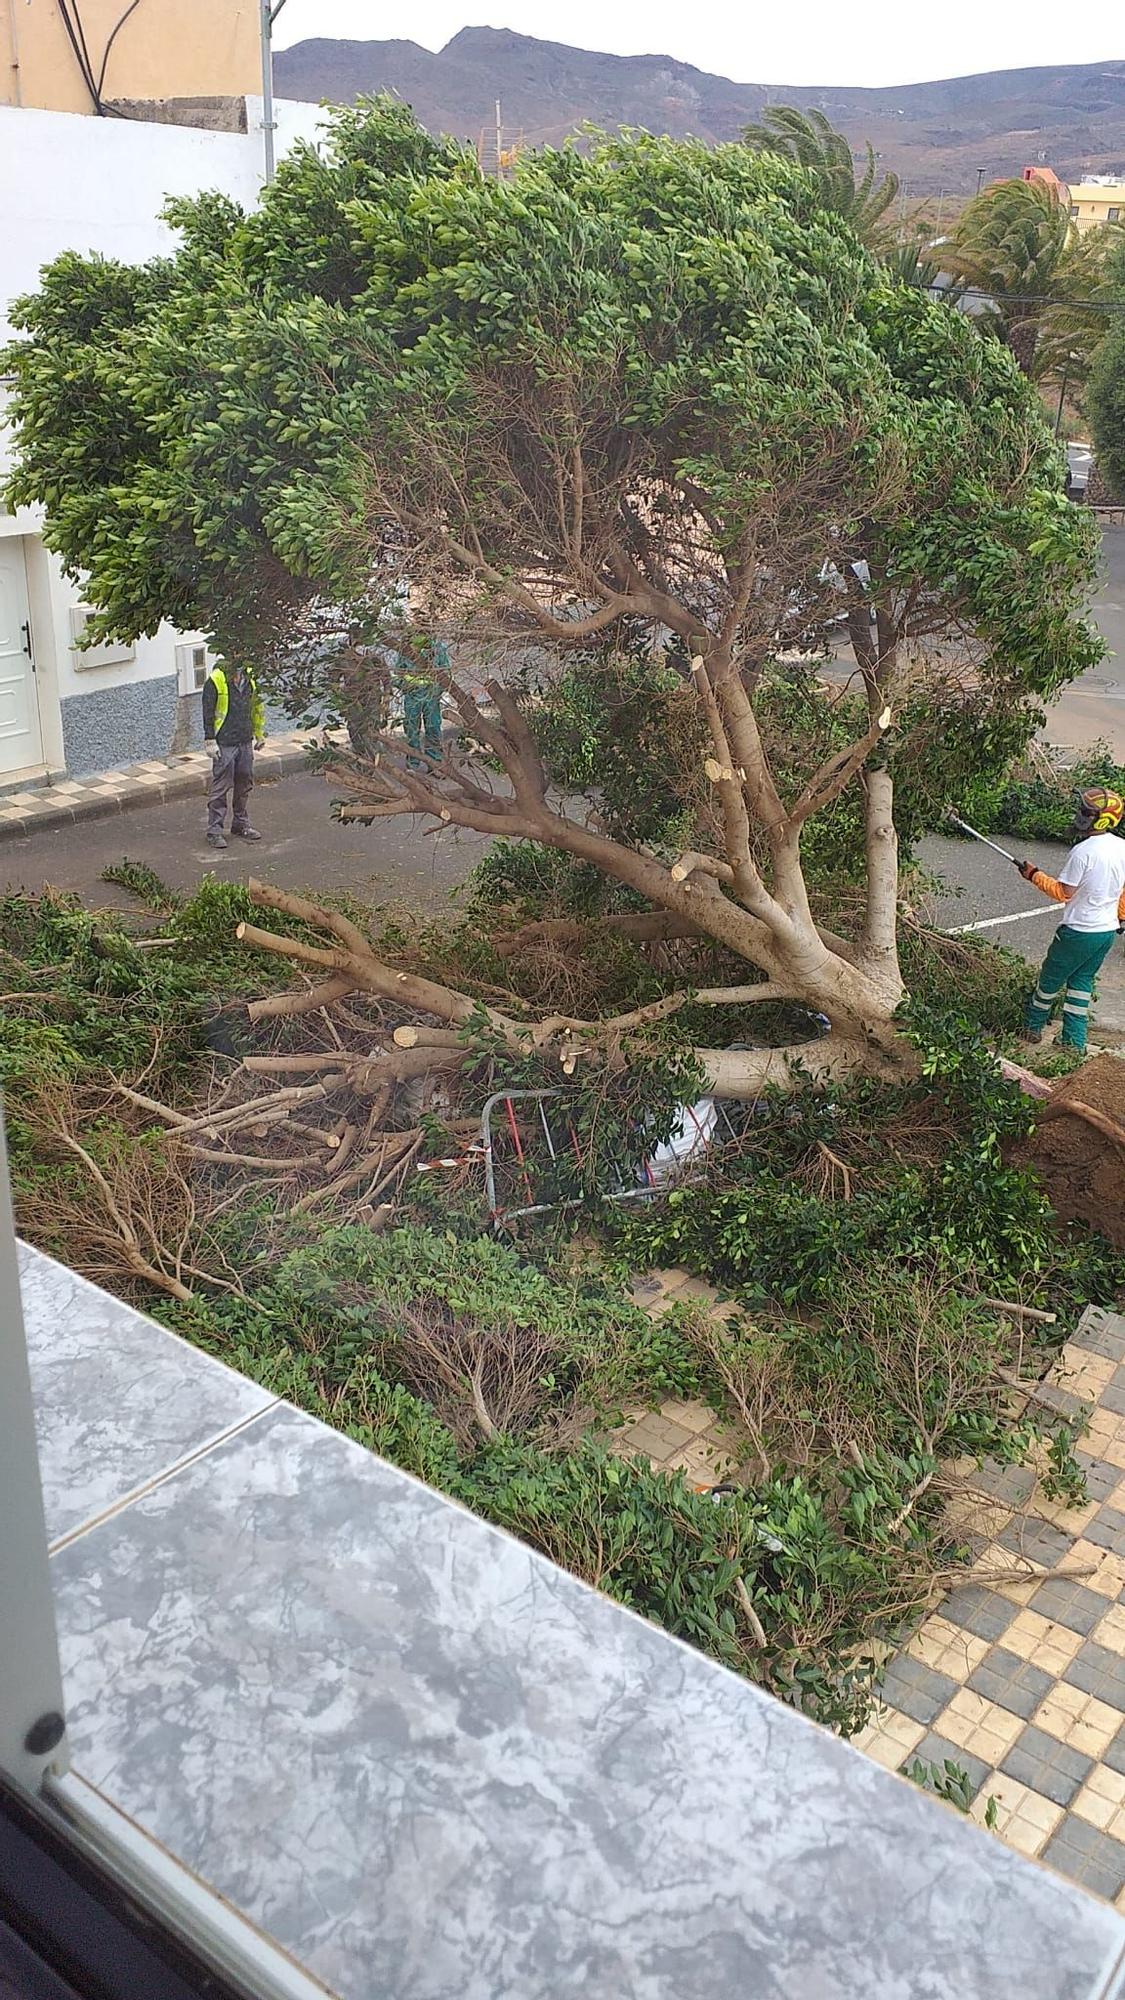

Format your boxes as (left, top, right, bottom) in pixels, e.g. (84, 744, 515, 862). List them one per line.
(18, 1243, 1125, 2000)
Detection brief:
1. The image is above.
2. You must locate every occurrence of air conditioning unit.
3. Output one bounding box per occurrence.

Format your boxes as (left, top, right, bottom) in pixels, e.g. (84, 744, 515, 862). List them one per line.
(68, 605, 136, 671)
(175, 641, 212, 698)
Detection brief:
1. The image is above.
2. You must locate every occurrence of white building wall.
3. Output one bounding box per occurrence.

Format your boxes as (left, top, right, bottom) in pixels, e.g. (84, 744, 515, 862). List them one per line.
(0, 95, 326, 780)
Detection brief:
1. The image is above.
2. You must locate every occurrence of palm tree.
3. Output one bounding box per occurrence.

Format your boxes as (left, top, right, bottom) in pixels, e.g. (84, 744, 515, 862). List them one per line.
(740, 105, 900, 250)
(942, 178, 1119, 381)
(881, 236, 963, 302)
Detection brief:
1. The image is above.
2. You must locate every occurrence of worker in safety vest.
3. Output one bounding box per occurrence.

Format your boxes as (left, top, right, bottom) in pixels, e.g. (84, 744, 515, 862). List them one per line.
(202, 660, 266, 850)
(1019, 787, 1125, 1052)
(395, 633, 450, 770)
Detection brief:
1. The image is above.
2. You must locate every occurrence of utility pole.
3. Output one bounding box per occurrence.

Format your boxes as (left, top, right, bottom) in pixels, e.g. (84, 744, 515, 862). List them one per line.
(1055, 359, 1071, 437)
(976, 167, 985, 196)
(260, 0, 290, 184)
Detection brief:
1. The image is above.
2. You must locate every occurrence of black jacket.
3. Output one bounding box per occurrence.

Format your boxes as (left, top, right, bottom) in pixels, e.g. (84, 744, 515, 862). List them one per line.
(202, 667, 258, 747)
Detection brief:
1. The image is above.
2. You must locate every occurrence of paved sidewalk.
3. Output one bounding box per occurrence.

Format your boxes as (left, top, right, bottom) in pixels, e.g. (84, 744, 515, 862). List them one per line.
(616, 1267, 741, 1485)
(0, 731, 314, 842)
(618, 1277, 1125, 1904)
(854, 1305, 1125, 1906)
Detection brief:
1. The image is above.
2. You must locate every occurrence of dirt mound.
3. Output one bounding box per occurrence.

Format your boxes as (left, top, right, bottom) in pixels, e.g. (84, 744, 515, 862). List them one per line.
(1020, 1052, 1125, 1248)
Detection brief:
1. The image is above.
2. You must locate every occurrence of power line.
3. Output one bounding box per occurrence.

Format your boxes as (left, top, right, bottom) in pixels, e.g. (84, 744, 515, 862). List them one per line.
(96, 0, 145, 101)
(55, 0, 149, 116)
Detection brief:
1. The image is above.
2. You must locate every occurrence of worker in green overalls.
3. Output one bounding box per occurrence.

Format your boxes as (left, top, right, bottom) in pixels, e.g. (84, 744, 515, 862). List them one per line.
(396, 632, 450, 770)
(1019, 787, 1125, 1052)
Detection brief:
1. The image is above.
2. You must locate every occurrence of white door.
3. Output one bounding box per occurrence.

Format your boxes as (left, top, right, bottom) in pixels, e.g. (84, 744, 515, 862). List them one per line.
(0, 541, 42, 776)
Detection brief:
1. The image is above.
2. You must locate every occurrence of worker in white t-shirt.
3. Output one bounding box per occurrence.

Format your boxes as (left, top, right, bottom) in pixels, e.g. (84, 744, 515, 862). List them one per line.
(1019, 788, 1125, 1051)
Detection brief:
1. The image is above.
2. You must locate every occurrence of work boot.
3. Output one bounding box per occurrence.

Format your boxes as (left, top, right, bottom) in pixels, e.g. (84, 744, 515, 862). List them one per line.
(206, 830, 228, 850)
(231, 825, 262, 841)
(1018, 1027, 1043, 1045)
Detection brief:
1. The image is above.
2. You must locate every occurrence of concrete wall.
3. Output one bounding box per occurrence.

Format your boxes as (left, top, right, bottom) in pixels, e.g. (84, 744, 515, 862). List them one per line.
(0, 96, 324, 340)
(0, 95, 326, 778)
(0, 0, 260, 115)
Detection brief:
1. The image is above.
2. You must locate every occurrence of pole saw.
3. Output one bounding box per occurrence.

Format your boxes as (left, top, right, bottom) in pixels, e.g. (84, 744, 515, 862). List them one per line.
(945, 812, 1020, 866)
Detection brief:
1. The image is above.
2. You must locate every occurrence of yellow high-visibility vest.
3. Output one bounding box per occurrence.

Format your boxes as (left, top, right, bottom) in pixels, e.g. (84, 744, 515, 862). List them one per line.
(207, 666, 265, 740)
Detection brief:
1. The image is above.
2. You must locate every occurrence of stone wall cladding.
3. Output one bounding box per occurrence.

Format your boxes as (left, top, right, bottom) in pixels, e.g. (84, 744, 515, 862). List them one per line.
(61, 677, 179, 778)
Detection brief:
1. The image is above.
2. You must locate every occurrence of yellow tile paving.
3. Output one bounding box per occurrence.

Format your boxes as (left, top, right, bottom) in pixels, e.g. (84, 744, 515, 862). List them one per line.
(666, 1437, 736, 1486)
(1092, 1602, 1125, 1652)
(942, 1492, 1012, 1541)
(1004, 1607, 1086, 1674)
(971, 1773, 1064, 1859)
(1067, 1540, 1125, 1597)
(1057, 1345, 1117, 1397)
(905, 1615, 991, 1679)
(850, 1708, 927, 1770)
(1073, 1765, 1125, 1838)
(939, 1689, 1026, 1765)
(1031, 1684, 1121, 1759)
(657, 1398, 716, 1437)
(1029, 1493, 1099, 1534)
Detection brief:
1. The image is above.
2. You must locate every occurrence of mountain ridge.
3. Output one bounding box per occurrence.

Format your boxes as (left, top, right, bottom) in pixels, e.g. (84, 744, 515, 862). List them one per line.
(274, 28, 1125, 193)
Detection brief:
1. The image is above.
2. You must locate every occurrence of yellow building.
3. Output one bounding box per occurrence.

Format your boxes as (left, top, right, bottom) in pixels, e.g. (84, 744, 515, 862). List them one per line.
(0, 0, 259, 115)
(1068, 181, 1125, 234)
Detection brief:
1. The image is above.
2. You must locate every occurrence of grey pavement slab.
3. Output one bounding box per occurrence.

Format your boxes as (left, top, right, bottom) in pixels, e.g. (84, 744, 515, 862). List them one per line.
(879, 1653, 959, 1724)
(967, 1646, 1056, 1720)
(1002, 1724, 1094, 1808)
(1074, 1452, 1122, 1504)
(1105, 1723, 1125, 1778)
(899, 1733, 991, 1800)
(998, 1515, 1077, 1569)
(1100, 1380, 1125, 1416)
(1086, 1505, 1125, 1552)
(1066, 1642, 1125, 1713)
(1072, 1308, 1125, 1363)
(1029, 1578, 1116, 1637)
(1042, 1817, 1125, 1902)
(939, 1584, 1018, 1644)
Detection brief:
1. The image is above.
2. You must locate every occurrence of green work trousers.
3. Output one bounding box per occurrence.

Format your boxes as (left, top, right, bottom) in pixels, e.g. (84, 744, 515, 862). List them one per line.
(1025, 922, 1118, 1051)
(403, 682, 443, 768)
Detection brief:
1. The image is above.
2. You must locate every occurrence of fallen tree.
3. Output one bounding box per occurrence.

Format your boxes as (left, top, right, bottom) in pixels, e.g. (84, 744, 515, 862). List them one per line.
(4, 103, 1101, 1081)
(235, 879, 869, 1096)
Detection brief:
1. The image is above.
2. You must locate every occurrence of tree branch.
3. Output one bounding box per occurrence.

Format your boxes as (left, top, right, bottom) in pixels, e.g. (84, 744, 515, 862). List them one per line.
(239, 882, 531, 1049)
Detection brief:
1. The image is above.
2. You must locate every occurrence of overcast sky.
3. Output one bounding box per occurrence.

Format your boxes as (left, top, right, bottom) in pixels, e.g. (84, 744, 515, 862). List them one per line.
(273, 0, 1119, 90)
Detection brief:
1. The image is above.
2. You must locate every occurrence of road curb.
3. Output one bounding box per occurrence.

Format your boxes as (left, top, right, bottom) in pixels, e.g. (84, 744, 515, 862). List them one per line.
(0, 740, 312, 846)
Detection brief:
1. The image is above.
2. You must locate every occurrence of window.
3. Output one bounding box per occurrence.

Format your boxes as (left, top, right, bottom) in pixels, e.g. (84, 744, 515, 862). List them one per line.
(1070, 204, 1079, 218)
(175, 641, 210, 697)
(1109, 208, 1121, 223)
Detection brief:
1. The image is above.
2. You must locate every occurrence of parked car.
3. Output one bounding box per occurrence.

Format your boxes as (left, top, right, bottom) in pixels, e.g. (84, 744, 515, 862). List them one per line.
(1066, 441, 1092, 502)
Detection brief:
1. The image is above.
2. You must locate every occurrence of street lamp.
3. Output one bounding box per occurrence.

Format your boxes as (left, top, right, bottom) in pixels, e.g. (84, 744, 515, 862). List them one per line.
(259, 0, 289, 184)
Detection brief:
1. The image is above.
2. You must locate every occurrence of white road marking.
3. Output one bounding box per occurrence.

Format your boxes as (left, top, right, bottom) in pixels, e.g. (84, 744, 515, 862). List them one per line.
(944, 906, 1056, 936)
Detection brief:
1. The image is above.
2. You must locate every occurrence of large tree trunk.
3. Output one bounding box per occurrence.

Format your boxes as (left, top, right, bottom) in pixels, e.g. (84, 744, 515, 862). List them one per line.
(699, 1037, 897, 1098)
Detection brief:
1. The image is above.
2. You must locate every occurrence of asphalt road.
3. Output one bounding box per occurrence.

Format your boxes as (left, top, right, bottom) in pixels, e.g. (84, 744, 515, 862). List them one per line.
(1044, 522, 1125, 757)
(0, 769, 491, 917)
